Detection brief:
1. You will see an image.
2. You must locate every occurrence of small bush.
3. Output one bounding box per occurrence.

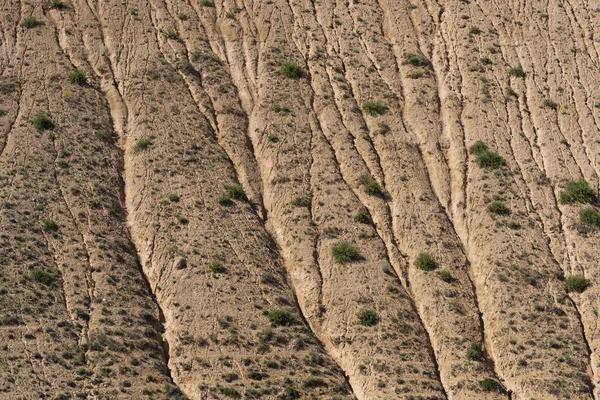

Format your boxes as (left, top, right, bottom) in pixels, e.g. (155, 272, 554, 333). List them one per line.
(542, 99, 558, 110)
(23, 16, 41, 29)
(580, 208, 600, 227)
(468, 140, 488, 155)
(437, 270, 454, 283)
(226, 184, 247, 201)
(31, 114, 55, 131)
(291, 194, 310, 207)
(363, 100, 387, 116)
(68, 69, 87, 85)
(565, 275, 589, 293)
(31, 268, 60, 286)
(354, 209, 371, 224)
(404, 53, 430, 68)
(357, 308, 379, 326)
(469, 26, 481, 35)
(332, 241, 360, 263)
(283, 387, 300, 399)
(509, 66, 526, 78)
(42, 219, 59, 233)
(49, 0, 65, 9)
(559, 179, 597, 204)
(359, 174, 383, 196)
(506, 87, 518, 98)
(247, 371, 263, 380)
(133, 138, 151, 152)
(168, 194, 180, 203)
(268, 310, 296, 326)
(164, 28, 178, 40)
(95, 130, 110, 141)
(200, 0, 214, 6)
(475, 150, 505, 169)
(218, 195, 233, 206)
(280, 62, 303, 78)
(466, 342, 481, 361)
(210, 261, 225, 273)
(479, 378, 502, 392)
(488, 201, 510, 215)
(415, 252, 437, 271)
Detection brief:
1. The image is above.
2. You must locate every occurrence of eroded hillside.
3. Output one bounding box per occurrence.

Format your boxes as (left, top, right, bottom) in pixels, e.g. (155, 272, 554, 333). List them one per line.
(2, 0, 600, 399)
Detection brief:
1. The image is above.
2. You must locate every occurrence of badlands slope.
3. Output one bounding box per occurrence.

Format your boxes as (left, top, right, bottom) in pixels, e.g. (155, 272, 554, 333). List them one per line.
(1, 0, 600, 399)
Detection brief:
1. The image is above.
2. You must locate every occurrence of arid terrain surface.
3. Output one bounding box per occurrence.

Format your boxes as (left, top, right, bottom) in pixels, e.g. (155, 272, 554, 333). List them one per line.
(2, 0, 600, 399)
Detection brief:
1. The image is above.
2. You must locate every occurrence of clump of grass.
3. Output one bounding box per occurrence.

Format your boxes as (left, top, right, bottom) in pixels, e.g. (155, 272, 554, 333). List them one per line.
(359, 174, 383, 196)
(49, 0, 65, 9)
(403, 53, 430, 68)
(164, 28, 178, 39)
(488, 201, 510, 215)
(469, 141, 505, 169)
(280, 62, 303, 78)
(542, 99, 558, 110)
(505, 87, 518, 98)
(200, 0, 214, 6)
(580, 208, 600, 227)
(226, 184, 247, 201)
(31, 114, 55, 131)
(210, 261, 225, 273)
(31, 268, 60, 286)
(469, 26, 481, 35)
(564, 275, 589, 293)
(509, 66, 526, 78)
(218, 195, 233, 206)
(437, 269, 454, 283)
(363, 100, 387, 116)
(414, 252, 437, 271)
(559, 179, 597, 204)
(95, 130, 110, 141)
(23, 16, 41, 29)
(468, 140, 488, 155)
(42, 219, 59, 233)
(332, 241, 360, 264)
(357, 308, 379, 326)
(268, 310, 296, 326)
(291, 194, 310, 207)
(68, 69, 87, 85)
(466, 342, 482, 361)
(133, 138, 151, 152)
(354, 209, 372, 224)
(479, 378, 503, 392)
(168, 194, 180, 203)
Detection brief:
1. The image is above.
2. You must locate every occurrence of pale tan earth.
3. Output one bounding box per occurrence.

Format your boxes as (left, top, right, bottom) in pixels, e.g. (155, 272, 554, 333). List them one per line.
(2, 0, 600, 399)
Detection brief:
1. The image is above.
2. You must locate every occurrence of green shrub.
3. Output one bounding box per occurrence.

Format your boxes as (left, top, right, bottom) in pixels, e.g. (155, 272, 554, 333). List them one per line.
(291, 194, 310, 207)
(437, 270, 454, 283)
(469, 26, 481, 35)
(283, 387, 300, 399)
(505, 87, 518, 98)
(359, 174, 383, 196)
(31, 268, 60, 285)
(475, 150, 505, 169)
(403, 53, 430, 68)
(509, 66, 526, 78)
(217, 386, 240, 398)
(247, 370, 263, 380)
(415, 252, 437, 271)
(332, 241, 360, 263)
(164, 28, 178, 39)
(95, 130, 110, 141)
(165, 383, 186, 398)
(559, 179, 597, 204)
(133, 138, 151, 152)
(280, 62, 303, 78)
(200, 0, 214, 6)
(168, 194, 180, 203)
(68, 69, 87, 85)
(466, 342, 481, 361)
(479, 378, 502, 392)
(363, 100, 387, 116)
(210, 261, 225, 273)
(49, 0, 65, 9)
(357, 308, 379, 326)
(542, 99, 558, 110)
(218, 195, 233, 206)
(565, 275, 589, 293)
(468, 140, 488, 155)
(226, 184, 247, 201)
(42, 219, 59, 233)
(580, 208, 600, 227)
(354, 209, 372, 224)
(488, 201, 510, 215)
(23, 16, 41, 29)
(31, 113, 55, 131)
(268, 310, 296, 326)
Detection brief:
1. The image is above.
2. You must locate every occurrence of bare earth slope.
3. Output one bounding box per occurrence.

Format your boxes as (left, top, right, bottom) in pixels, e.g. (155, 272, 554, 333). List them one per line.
(2, 0, 600, 399)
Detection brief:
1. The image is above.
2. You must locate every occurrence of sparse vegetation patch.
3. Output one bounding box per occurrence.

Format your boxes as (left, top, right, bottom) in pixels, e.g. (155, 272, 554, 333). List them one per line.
(359, 174, 383, 196)
(363, 100, 387, 116)
(415, 253, 437, 271)
(31, 114, 55, 131)
(559, 179, 597, 204)
(280, 62, 303, 78)
(332, 241, 360, 264)
(268, 310, 296, 326)
(69, 69, 87, 85)
(357, 308, 379, 326)
(580, 208, 600, 227)
(565, 275, 589, 293)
